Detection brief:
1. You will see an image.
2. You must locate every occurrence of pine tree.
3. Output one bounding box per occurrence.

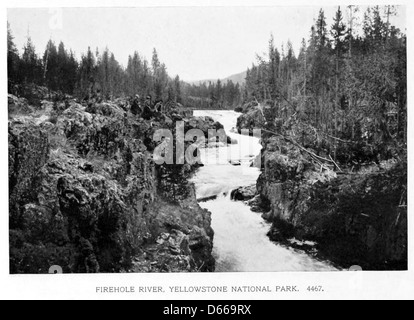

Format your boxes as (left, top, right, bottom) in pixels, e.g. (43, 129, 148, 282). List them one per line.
(285, 40, 296, 101)
(154, 63, 168, 101)
(307, 25, 318, 124)
(151, 49, 169, 101)
(151, 48, 160, 73)
(384, 6, 397, 43)
(78, 47, 96, 97)
(57, 42, 69, 92)
(44, 40, 56, 89)
(372, 6, 386, 45)
(174, 75, 182, 103)
(7, 22, 20, 87)
(142, 59, 151, 97)
(316, 9, 329, 48)
(96, 48, 111, 98)
(312, 9, 332, 127)
(22, 35, 42, 84)
(363, 7, 386, 49)
(298, 38, 308, 100)
(268, 34, 280, 99)
(126, 52, 143, 96)
(331, 6, 347, 135)
(66, 51, 78, 94)
(108, 52, 123, 98)
(216, 79, 223, 106)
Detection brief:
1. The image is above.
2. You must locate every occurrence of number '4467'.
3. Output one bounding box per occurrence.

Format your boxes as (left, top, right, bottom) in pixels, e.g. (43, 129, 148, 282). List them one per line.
(307, 286, 324, 292)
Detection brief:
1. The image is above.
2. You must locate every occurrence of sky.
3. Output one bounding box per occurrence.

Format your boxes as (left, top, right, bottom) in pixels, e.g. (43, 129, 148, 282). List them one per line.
(7, 6, 406, 82)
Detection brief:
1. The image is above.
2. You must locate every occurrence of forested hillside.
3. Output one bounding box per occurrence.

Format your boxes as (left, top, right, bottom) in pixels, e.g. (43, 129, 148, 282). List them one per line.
(8, 25, 245, 112)
(243, 6, 406, 165)
(182, 80, 242, 110)
(235, 6, 407, 270)
(184, 71, 247, 109)
(8, 24, 184, 105)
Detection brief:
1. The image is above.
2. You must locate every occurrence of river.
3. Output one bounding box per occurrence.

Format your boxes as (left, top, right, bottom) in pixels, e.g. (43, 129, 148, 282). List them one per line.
(192, 110, 338, 272)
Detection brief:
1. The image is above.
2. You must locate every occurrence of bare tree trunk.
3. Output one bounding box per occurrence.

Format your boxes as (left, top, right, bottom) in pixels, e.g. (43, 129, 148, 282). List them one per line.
(335, 52, 339, 135)
(44, 42, 50, 81)
(348, 6, 353, 58)
(386, 5, 391, 44)
(320, 88, 324, 128)
(304, 51, 307, 97)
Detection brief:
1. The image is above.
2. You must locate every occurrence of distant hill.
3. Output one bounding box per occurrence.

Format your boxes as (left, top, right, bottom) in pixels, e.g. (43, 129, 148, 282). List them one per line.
(223, 71, 247, 85)
(188, 70, 247, 86)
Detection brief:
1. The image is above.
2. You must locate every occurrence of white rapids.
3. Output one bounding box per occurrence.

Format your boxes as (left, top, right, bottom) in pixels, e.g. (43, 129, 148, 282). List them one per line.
(191, 110, 338, 272)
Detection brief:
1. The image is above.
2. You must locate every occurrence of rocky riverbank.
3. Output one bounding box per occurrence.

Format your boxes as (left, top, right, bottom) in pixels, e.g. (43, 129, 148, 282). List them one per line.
(9, 88, 219, 274)
(235, 103, 407, 270)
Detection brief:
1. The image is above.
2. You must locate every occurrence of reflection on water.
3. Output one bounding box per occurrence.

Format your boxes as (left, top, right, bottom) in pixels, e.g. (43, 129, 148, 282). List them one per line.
(192, 110, 337, 272)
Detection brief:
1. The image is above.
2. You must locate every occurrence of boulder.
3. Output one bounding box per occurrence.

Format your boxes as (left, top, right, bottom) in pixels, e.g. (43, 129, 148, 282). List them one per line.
(8, 94, 34, 115)
(231, 185, 257, 201)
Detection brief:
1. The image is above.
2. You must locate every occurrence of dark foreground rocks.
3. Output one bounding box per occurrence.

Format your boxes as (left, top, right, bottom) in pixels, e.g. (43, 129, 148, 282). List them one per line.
(258, 135, 407, 270)
(9, 95, 218, 273)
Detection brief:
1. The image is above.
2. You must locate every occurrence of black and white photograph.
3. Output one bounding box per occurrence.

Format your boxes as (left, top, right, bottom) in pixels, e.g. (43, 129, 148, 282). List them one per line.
(2, 0, 412, 301)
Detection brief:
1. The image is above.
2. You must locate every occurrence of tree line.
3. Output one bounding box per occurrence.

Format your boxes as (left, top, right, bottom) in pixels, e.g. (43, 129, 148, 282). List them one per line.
(8, 4, 406, 143)
(182, 80, 242, 110)
(8, 23, 183, 104)
(244, 6, 406, 164)
(7, 22, 244, 110)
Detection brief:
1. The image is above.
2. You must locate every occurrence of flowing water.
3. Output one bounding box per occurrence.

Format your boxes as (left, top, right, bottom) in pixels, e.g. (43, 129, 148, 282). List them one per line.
(192, 110, 337, 272)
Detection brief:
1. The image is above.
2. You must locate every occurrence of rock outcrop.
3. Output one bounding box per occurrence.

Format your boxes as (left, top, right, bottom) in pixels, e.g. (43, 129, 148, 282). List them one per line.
(8, 94, 35, 115)
(9, 94, 218, 274)
(236, 101, 276, 135)
(236, 103, 408, 270)
(231, 185, 257, 201)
